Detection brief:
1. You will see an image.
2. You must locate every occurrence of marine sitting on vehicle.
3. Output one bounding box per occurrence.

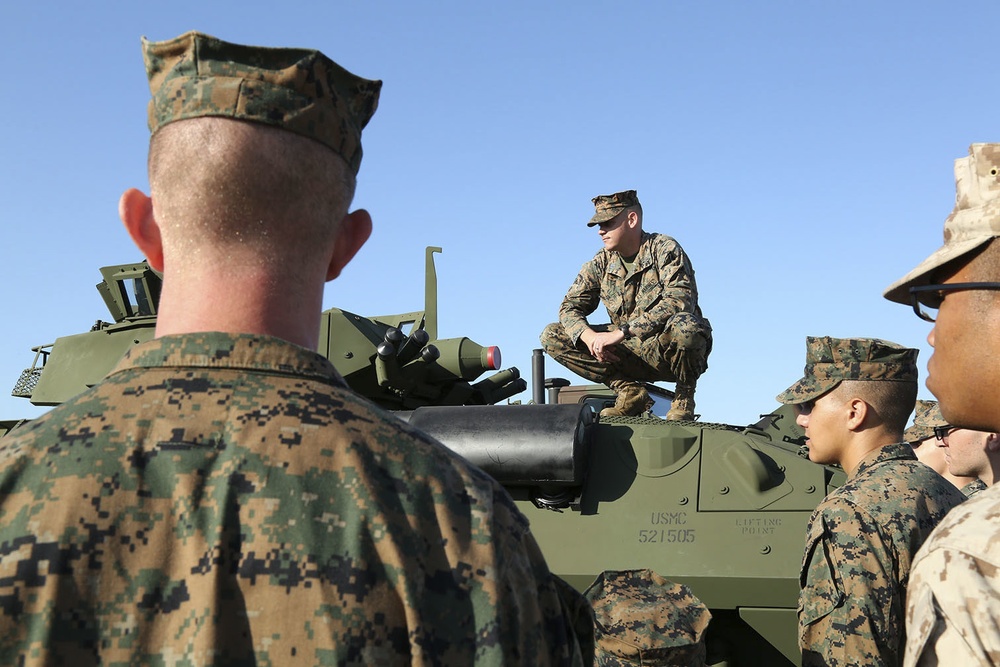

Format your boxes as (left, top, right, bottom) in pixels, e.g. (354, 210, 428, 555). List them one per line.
(540, 189, 712, 420)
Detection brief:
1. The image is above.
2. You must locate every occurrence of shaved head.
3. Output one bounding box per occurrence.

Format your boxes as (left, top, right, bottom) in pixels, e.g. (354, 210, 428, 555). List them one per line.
(149, 117, 355, 275)
(833, 379, 917, 435)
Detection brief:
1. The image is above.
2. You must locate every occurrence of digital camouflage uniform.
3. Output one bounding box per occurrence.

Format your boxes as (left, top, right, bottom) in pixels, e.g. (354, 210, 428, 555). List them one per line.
(540, 191, 711, 418)
(960, 478, 988, 498)
(777, 337, 967, 667)
(796, 443, 966, 667)
(584, 570, 710, 667)
(959, 478, 989, 498)
(0, 32, 593, 666)
(884, 145, 1000, 667)
(0, 334, 590, 665)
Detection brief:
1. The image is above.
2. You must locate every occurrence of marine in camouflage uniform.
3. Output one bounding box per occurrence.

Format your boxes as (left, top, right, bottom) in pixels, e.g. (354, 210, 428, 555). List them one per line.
(540, 190, 712, 420)
(776, 336, 966, 667)
(0, 31, 592, 666)
(904, 399, 980, 493)
(883, 144, 1000, 667)
(931, 420, 1000, 493)
(905, 397, 1000, 497)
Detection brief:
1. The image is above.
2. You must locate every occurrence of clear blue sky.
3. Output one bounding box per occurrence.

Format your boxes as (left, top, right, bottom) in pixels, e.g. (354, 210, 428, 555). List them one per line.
(2, 1, 996, 426)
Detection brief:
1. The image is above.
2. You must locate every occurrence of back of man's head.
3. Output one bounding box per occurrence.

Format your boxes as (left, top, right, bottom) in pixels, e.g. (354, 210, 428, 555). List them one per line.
(141, 31, 380, 273)
(122, 32, 381, 346)
(149, 117, 354, 272)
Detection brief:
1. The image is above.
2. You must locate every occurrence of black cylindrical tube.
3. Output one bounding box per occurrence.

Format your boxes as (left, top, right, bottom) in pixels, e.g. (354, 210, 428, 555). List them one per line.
(532, 349, 545, 405)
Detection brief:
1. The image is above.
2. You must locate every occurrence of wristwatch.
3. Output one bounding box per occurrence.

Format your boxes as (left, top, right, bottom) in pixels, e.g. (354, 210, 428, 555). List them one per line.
(620, 323, 632, 339)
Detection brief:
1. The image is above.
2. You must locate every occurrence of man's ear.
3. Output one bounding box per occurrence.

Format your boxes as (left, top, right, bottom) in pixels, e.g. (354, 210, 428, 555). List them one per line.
(326, 209, 373, 281)
(844, 397, 868, 431)
(119, 188, 164, 271)
(987, 433, 1000, 452)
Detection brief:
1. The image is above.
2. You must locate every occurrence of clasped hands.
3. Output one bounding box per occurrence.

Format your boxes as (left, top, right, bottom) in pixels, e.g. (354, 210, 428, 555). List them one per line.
(582, 328, 626, 363)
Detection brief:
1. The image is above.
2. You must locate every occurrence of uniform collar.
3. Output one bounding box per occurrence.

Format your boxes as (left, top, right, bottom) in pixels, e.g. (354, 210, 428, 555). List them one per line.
(607, 231, 654, 277)
(850, 441, 917, 479)
(110, 332, 346, 385)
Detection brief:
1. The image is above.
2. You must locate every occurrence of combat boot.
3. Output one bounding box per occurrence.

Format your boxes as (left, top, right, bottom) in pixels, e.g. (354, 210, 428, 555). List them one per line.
(666, 383, 696, 421)
(600, 382, 653, 418)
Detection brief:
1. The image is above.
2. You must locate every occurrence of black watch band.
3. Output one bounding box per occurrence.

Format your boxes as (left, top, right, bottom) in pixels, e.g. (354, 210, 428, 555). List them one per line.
(620, 323, 631, 339)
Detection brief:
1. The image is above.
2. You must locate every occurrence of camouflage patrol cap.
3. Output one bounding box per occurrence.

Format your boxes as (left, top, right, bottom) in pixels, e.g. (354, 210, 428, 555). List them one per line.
(584, 569, 711, 666)
(776, 336, 918, 405)
(588, 190, 640, 227)
(904, 399, 948, 444)
(885, 144, 1000, 303)
(142, 31, 381, 174)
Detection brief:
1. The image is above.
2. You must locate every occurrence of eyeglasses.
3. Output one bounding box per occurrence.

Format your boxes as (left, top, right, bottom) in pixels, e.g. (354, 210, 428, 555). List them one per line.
(933, 425, 959, 443)
(908, 282, 1000, 322)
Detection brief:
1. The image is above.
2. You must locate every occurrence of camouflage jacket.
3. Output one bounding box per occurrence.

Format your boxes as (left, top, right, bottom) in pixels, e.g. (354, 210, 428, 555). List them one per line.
(558, 231, 703, 344)
(799, 442, 967, 667)
(905, 484, 1000, 667)
(0, 333, 591, 666)
(961, 478, 988, 497)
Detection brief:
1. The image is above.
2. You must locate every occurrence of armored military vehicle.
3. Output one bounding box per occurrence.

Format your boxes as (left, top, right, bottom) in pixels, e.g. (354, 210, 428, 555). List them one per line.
(7, 250, 523, 413)
(5, 248, 844, 666)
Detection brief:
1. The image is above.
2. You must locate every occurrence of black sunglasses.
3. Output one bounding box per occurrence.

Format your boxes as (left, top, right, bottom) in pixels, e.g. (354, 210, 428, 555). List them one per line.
(933, 425, 959, 442)
(908, 282, 1000, 322)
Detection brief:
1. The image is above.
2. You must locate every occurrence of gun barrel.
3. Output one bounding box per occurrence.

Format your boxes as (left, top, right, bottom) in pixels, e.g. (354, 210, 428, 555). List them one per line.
(473, 367, 520, 389)
(430, 337, 501, 382)
(489, 377, 527, 404)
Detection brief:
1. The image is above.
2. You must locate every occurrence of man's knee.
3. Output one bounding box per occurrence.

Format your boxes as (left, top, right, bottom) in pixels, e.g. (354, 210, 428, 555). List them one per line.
(642, 313, 712, 383)
(665, 313, 712, 350)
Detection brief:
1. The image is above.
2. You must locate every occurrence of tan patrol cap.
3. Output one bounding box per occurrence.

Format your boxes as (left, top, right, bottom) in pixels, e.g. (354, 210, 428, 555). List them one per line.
(588, 190, 640, 227)
(142, 31, 382, 175)
(884, 144, 1000, 303)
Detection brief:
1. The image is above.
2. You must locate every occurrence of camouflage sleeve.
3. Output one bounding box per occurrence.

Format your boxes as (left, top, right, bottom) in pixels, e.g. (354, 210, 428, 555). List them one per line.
(799, 501, 902, 667)
(487, 491, 595, 666)
(558, 253, 606, 344)
(552, 574, 597, 663)
(628, 236, 698, 341)
(904, 509, 1000, 666)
